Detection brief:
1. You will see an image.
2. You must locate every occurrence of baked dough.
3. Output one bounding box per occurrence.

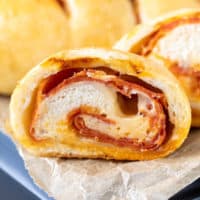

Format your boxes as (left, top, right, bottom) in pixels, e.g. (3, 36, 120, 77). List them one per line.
(136, 0, 200, 23)
(0, 0, 70, 95)
(0, 0, 136, 95)
(10, 48, 191, 160)
(115, 9, 200, 126)
(63, 0, 136, 48)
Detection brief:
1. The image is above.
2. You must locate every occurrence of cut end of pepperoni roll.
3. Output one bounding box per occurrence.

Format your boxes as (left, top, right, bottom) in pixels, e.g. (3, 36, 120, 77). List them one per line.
(115, 9, 200, 126)
(10, 48, 191, 160)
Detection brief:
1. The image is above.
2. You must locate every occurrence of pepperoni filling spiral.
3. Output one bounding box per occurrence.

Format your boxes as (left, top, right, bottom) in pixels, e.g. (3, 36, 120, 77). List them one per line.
(30, 67, 169, 151)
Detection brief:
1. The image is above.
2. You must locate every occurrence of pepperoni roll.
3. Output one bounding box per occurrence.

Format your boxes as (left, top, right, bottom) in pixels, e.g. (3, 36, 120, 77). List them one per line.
(10, 48, 191, 160)
(115, 9, 200, 126)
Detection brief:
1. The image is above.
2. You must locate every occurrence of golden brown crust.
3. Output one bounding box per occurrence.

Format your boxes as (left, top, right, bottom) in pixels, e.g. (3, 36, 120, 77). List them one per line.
(30, 149, 174, 161)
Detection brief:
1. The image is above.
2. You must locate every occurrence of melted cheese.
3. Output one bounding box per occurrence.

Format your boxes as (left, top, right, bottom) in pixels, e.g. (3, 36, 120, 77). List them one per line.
(34, 81, 118, 139)
(83, 114, 150, 141)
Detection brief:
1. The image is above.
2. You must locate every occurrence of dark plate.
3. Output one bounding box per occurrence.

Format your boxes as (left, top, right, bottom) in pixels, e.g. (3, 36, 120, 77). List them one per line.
(0, 131, 199, 200)
(0, 131, 53, 200)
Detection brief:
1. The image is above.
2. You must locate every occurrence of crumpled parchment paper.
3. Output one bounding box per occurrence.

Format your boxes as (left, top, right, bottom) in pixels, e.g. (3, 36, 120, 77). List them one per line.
(1, 97, 200, 200)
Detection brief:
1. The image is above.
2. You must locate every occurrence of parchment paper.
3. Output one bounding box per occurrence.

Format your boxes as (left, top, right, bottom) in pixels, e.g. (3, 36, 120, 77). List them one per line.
(1, 97, 200, 200)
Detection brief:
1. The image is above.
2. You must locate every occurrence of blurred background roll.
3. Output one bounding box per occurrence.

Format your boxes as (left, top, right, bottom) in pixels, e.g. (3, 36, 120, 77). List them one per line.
(1, 0, 200, 95)
(134, 0, 200, 23)
(0, 0, 136, 95)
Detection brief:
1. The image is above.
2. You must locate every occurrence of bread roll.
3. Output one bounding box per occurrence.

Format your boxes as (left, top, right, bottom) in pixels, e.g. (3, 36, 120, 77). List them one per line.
(0, 0, 136, 95)
(135, 0, 200, 23)
(62, 0, 136, 48)
(10, 48, 191, 160)
(115, 9, 200, 126)
(0, 0, 70, 95)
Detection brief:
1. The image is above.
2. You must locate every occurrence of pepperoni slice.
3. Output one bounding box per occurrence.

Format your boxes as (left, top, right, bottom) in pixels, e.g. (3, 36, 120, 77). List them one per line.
(30, 68, 168, 151)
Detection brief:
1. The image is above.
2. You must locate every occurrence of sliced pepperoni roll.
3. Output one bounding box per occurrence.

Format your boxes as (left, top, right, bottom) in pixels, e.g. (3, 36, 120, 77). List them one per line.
(10, 48, 191, 160)
(115, 9, 200, 126)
